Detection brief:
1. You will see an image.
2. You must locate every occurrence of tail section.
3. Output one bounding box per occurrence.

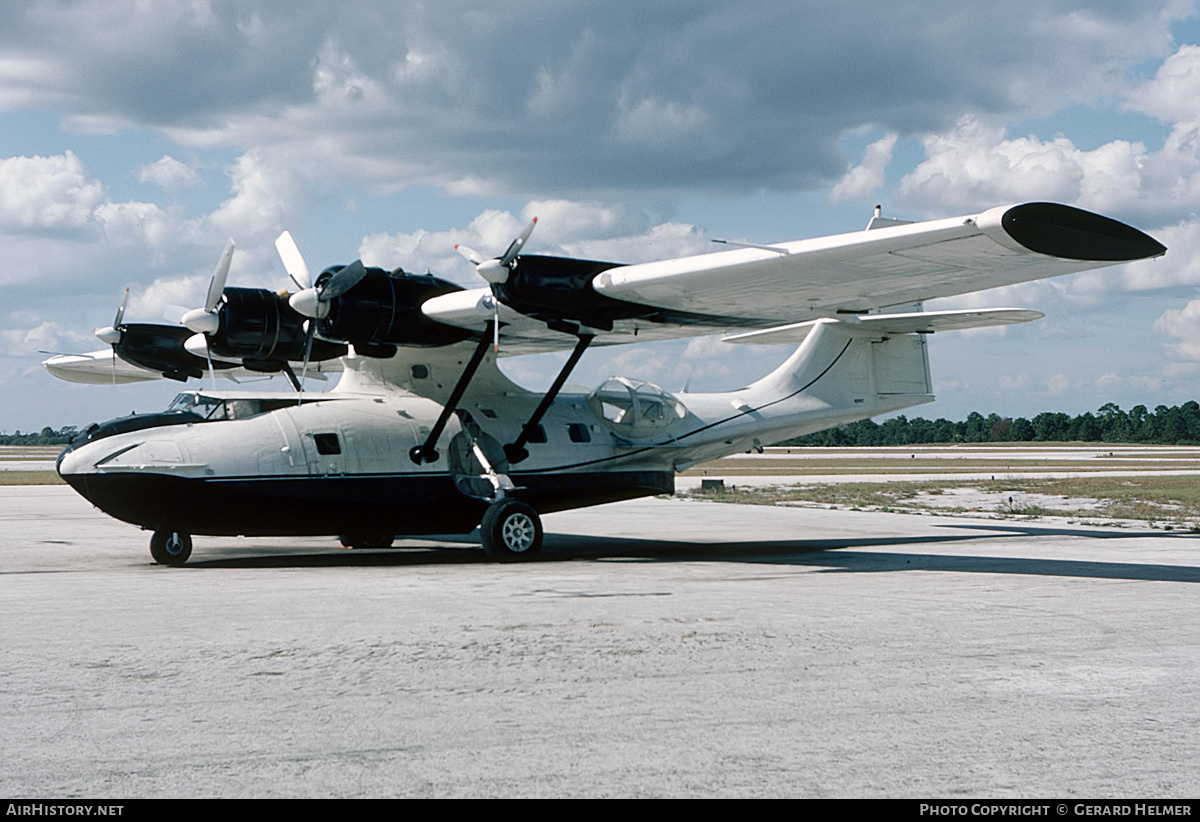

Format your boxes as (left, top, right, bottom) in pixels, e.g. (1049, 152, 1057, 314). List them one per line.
(734, 318, 935, 441)
(670, 307, 1039, 465)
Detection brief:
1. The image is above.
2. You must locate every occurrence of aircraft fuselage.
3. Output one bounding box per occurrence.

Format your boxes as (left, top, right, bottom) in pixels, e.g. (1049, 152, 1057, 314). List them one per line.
(56, 319, 935, 554)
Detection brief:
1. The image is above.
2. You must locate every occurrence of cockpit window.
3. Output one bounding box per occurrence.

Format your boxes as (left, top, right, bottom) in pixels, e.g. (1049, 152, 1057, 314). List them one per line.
(166, 393, 266, 421)
(167, 393, 227, 420)
(587, 377, 687, 438)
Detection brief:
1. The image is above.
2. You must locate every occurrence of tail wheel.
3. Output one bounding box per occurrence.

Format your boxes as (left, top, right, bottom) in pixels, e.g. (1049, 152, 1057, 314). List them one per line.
(480, 499, 542, 561)
(150, 529, 192, 566)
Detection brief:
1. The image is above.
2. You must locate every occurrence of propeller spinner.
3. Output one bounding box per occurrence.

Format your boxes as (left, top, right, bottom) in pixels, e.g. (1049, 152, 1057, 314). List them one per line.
(280, 231, 369, 320)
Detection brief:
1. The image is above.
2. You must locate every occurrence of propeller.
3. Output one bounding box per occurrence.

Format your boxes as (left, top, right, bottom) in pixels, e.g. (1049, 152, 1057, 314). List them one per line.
(181, 239, 236, 335)
(276, 230, 368, 393)
(93, 288, 129, 345)
(177, 239, 235, 389)
(455, 217, 537, 351)
(92, 287, 131, 384)
(282, 231, 369, 320)
(455, 216, 537, 285)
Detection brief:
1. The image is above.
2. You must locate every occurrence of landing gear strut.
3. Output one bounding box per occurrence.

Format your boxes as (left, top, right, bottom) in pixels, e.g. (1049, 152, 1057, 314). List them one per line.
(480, 498, 543, 561)
(410, 322, 495, 465)
(504, 332, 593, 464)
(150, 529, 192, 566)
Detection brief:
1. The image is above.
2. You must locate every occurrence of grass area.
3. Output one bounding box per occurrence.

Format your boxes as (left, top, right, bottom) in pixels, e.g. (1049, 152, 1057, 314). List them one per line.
(0, 445, 63, 484)
(682, 449, 1200, 475)
(0, 470, 63, 485)
(685, 475, 1200, 528)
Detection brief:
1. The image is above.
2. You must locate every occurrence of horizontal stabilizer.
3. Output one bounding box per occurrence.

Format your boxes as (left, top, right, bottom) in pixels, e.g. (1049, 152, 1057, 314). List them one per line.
(722, 308, 1044, 346)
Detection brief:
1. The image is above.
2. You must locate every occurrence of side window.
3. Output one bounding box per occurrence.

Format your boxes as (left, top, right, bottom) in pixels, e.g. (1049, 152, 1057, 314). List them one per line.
(313, 433, 342, 455)
(567, 423, 591, 443)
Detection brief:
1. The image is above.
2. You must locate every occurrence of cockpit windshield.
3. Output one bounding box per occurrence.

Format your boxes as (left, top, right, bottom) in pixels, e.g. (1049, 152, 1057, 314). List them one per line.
(166, 392, 318, 420)
(167, 392, 227, 420)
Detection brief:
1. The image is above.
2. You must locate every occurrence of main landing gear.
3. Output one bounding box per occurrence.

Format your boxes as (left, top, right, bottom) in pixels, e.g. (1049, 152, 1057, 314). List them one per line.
(150, 529, 192, 566)
(479, 498, 543, 561)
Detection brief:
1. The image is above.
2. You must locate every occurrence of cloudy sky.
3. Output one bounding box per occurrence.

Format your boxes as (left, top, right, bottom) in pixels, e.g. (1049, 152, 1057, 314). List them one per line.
(4, 0, 1200, 432)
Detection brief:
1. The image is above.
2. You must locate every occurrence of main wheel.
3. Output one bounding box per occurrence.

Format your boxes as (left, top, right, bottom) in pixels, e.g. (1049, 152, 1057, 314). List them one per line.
(480, 499, 543, 561)
(150, 529, 192, 566)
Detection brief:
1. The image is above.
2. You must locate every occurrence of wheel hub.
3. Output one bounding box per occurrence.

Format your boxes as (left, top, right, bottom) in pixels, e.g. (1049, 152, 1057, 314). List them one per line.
(502, 513, 536, 552)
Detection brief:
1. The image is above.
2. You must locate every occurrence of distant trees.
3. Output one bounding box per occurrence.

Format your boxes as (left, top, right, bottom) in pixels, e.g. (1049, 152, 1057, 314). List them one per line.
(780, 402, 1200, 446)
(0, 426, 78, 445)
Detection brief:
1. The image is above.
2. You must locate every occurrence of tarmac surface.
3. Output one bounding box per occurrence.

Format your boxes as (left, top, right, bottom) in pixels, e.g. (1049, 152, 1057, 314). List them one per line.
(3, 484, 1200, 798)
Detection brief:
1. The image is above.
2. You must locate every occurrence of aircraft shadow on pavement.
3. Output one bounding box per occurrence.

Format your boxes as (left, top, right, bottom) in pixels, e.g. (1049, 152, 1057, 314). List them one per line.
(185, 523, 1200, 583)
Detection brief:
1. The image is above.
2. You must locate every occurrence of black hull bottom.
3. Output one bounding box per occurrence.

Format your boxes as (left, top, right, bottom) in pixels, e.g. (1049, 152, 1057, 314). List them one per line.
(62, 470, 674, 537)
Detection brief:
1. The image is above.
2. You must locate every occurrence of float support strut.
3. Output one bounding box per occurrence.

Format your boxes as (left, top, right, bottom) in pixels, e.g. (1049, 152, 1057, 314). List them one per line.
(410, 322, 495, 465)
(504, 333, 593, 464)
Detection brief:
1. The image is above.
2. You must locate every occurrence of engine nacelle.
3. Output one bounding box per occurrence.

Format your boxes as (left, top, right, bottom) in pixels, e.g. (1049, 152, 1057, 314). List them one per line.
(207, 287, 346, 371)
(114, 323, 233, 382)
(316, 268, 473, 355)
(492, 255, 651, 332)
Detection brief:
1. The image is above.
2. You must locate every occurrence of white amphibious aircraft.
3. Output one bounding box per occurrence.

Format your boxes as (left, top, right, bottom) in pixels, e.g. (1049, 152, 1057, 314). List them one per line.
(46, 203, 1165, 565)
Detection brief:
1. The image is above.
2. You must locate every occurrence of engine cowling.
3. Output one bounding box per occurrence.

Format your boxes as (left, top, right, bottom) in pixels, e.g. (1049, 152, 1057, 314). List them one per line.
(206, 287, 346, 371)
(314, 267, 473, 356)
(491, 255, 653, 332)
(113, 323, 233, 381)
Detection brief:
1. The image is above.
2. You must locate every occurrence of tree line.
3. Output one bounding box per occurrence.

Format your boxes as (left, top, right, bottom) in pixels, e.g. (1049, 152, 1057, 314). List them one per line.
(781, 402, 1200, 446)
(0, 426, 80, 446)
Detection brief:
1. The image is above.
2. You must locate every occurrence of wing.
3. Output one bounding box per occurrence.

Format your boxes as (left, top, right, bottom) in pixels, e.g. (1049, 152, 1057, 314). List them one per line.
(46, 202, 1166, 387)
(42, 349, 165, 384)
(421, 202, 1165, 351)
(42, 347, 343, 385)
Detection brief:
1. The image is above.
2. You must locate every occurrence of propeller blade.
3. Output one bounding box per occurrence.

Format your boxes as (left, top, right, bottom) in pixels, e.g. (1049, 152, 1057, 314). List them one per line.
(114, 287, 129, 328)
(205, 238, 235, 312)
(95, 288, 129, 344)
(184, 239, 236, 333)
(499, 216, 537, 268)
(455, 243, 484, 266)
(319, 259, 367, 300)
(275, 231, 311, 291)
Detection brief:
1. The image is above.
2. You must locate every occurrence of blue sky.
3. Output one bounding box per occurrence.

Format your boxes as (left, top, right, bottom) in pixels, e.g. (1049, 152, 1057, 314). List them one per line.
(4, 1, 1200, 432)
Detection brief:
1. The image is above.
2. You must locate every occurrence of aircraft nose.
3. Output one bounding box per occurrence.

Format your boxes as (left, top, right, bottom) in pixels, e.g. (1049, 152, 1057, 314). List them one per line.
(56, 440, 88, 477)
